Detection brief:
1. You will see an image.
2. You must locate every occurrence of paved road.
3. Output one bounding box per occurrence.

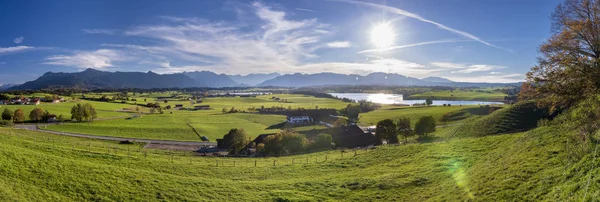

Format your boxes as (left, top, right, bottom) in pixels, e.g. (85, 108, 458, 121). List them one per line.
(14, 124, 217, 146)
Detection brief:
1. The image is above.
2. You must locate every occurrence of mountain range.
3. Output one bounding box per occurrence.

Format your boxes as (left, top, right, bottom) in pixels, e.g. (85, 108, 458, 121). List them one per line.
(0, 84, 18, 90)
(6, 69, 520, 90)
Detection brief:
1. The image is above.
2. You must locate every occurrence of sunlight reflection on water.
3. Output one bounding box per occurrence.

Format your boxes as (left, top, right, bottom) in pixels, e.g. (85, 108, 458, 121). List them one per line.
(329, 93, 503, 105)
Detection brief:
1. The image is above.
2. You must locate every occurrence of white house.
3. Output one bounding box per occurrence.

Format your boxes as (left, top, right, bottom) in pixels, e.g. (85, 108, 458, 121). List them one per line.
(287, 116, 312, 124)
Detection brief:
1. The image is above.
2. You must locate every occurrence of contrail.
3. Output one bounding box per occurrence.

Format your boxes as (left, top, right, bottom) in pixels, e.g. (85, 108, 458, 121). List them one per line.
(331, 0, 514, 52)
(358, 39, 471, 53)
(295, 8, 316, 12)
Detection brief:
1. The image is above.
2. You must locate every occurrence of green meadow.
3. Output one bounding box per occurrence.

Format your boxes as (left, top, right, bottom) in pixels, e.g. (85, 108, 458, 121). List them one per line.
(46, 95, 492, 141)
(407, 89, 507, 101)
(359, 105, 496, 126)
(45, 94, 347, 141)
(0, 100, 136, 121)
(0, 120, 594, 201)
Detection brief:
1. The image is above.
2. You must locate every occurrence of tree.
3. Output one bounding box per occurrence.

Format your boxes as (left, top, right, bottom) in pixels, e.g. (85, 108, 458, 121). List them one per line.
(71, 103, 97, 122)
(425, 97, 433, 106)
(57, 114, 65, 122)
(312, 133, 334, 150)
(280, 130, 308, 153)
(397, 117, 414, 143)
(13, 109, 25, 123)
(256, 143, 265, 153)
(415, 116, 436, 136)
(42, 110, 50, 122)
(523, 0, 600, 111)
(71, 104, 83, 122)
(1, 108, 13, 121)
(263, 130, 309, 154)
(29, 108, 45, 122)
(375, 119, 397, 144)
(344, 104, 361, 121)
(158, 107, 164, 114)
(222, 107, 228, 113)
(222, 128, 249, 154)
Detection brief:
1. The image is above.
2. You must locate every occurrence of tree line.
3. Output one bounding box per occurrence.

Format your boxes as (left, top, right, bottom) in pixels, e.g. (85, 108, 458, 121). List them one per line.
(0, 103, 97, 125)
(220, 129, 334, 155)
(375, 116, 436, 144)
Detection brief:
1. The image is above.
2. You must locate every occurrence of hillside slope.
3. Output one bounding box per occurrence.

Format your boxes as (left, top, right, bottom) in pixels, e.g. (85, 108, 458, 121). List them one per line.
(0, 121, 593, 201)
(456, 101, 552, 137)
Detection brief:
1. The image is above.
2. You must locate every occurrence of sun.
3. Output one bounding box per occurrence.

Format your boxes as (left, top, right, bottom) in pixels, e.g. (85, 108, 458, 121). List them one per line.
(370, 23, 395, 48)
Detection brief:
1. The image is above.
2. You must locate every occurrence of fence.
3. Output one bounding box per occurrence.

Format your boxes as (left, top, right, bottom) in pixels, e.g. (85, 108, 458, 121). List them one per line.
(2, 131, 378, 168)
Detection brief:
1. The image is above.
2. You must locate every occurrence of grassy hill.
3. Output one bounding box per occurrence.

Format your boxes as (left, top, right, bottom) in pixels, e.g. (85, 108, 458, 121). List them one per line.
(359, 105, 499, 126)
(456, 101, 551, 137)
(407, 89, 507, 101)
(1, 119, 595, 201)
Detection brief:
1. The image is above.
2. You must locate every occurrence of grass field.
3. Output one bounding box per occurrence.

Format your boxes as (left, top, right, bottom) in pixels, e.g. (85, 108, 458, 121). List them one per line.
(407, 90, 507, 101)
(0, 100, 135, 121)
(359, 105, 497, 126)
(45, 94, 346, 141)
(41, 94, 501, 141)
(0, 120, 594, 201)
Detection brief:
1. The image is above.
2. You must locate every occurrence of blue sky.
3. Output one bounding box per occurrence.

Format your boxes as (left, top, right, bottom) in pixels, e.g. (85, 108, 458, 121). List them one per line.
(0, 0, 560, 84)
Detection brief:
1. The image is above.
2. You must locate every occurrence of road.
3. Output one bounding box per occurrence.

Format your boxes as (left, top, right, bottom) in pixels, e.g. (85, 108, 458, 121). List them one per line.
(14, 124, 217, 146)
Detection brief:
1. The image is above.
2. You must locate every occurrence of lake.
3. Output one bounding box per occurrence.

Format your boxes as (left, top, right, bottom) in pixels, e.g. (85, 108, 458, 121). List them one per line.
(328, 93, 504, 105)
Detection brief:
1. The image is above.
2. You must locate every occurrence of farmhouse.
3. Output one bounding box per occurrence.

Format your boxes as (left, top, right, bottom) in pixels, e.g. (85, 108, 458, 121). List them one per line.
(330, 125, 378, 148)
(29, 99, 41, 105)
(174, 104, 184, 109)
(287, 115, 312, 124)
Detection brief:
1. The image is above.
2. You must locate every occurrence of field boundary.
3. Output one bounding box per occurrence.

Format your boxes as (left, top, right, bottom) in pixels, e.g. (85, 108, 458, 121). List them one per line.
(13, 125, 216, 146)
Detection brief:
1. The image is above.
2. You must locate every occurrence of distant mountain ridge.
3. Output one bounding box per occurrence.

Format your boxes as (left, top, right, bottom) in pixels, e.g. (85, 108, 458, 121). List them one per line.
(0, 83, 19, 90)
(421, 77, 454, 83)
(229, 73, 281, 86)
(257, 72, 517, 87)
(8, 69, 519, 90)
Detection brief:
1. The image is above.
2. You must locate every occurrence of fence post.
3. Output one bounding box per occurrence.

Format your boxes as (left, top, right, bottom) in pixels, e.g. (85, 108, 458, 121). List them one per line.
(170, 153, 174, 163)
(144, 151, 147, 159)
(341, 151, 343, 158)
(273, 160, 276, 166)
(255, 159, 257, 167)
(216, 160, 219, 167)
(233, 160, 236, 167)
(354, 150, 357, 157)
(306, 157, 308, 164)
(325, 155, 327, 162)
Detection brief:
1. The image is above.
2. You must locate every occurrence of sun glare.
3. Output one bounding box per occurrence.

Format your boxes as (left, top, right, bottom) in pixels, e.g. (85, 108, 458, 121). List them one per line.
(370, 23, 395, 48)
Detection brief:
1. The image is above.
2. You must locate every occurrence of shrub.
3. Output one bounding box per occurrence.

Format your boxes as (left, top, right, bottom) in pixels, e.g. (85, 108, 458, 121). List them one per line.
(221, 128, 250, 154)
(311, 133, 334, 150)
(29, 108, 45, 122)
(0, 120, 13, 127)
(2, 108, 13, 121)
(13, 109, 25, 123)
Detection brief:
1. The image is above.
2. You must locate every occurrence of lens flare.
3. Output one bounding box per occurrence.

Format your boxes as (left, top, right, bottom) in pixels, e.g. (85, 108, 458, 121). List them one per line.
(449, 160, 474, 199)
